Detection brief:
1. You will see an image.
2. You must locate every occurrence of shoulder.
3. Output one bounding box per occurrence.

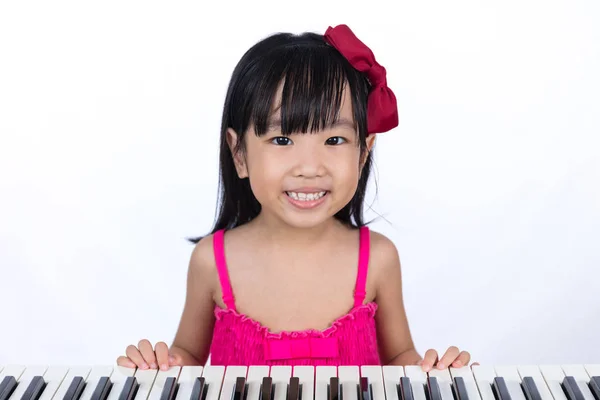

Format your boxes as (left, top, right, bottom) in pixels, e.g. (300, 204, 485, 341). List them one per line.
(187, 233, 219, 290)
(366, 228, 402, 285)
(368, 229, 401, 264)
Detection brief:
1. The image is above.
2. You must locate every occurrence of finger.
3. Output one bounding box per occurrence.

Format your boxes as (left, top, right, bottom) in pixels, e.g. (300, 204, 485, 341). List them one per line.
(421, 349, 438, 371)
(138, 339, 158, 369)
(154, 342, 170, 370)
(437, 346, 460, 369)
(169, 352, 184, 366)
(125, 345, 148, 369)
(116, 356, 136, 368)
(451, 351, 471, 368)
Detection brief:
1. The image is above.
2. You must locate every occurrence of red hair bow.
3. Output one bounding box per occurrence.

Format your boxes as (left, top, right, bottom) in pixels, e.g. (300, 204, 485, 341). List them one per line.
(324, 24, 398, 135)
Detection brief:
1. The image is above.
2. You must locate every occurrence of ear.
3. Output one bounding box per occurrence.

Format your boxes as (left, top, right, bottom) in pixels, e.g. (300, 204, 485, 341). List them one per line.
(360, 134, 377, 169)
(366, 134, 376, 152)
(226, 128, 248, 178)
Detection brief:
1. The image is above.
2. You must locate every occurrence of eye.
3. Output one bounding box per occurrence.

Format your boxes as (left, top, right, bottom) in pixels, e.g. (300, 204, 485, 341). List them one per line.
(271, 136, 293, 145)
(325, 136, 347, 145)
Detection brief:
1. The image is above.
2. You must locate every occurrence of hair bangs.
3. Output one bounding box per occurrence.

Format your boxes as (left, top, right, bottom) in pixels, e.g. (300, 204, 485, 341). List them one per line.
(250, 44, 356, 137)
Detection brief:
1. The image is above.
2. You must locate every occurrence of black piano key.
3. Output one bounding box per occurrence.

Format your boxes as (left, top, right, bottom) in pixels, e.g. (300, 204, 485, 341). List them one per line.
(160, 377, 178, 400)
(399, 377, 414, 400)
(90, 377, 113, 400)
(492, 377, 512, 400)
(189, 377, 206, 400)
(118, 377, 139, 400)
(562, 376, 585, 400)
(0, 378, 9, 397)
(0, 376, 18, 400)
(452, 377, 469, 400)
(521, 377, 541, 400)
(63, 376, 86, 400)
(359, 377, 371, 400)
(232, 377, 246, 400)
(287, 377, 300, 400)
(589, 376, 600, 400)
(328, 377, 340, 400)
(21, 376, 46, 400)
(260, 377, 273, 400)
(426, 377, 442, 400)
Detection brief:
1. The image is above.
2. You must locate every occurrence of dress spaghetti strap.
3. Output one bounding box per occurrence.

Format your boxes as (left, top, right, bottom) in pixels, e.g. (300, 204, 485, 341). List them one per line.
(213, 229, 237, 311)
(353, 226, 370, 308)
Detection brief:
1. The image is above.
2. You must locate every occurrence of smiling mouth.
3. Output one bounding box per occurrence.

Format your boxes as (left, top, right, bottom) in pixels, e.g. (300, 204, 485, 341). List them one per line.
(285, 191, 328, 201)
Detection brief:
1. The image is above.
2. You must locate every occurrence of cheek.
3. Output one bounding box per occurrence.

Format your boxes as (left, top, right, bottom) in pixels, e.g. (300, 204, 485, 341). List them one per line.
(331, 153, 362, 192)
(246, 149, 285, 199)
(335, 150, 362, 175)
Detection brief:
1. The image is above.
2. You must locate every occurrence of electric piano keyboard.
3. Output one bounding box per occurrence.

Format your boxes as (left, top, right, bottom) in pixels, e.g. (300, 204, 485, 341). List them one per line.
(0, 365, 599, 400)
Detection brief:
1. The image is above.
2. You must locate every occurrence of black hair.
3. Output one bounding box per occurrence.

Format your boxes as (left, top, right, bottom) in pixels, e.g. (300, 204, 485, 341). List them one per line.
(188, 29, 374, 243)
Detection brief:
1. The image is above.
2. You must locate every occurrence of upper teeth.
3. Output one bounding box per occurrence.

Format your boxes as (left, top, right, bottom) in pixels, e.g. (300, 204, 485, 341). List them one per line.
(287, 191, 326, 201)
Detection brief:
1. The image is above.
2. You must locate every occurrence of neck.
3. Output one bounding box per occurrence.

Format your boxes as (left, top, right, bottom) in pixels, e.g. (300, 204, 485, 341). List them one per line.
(250, 212, 341, 247)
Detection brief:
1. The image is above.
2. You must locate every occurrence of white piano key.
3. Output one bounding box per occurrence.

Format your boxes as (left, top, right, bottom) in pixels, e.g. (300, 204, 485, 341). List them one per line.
(382, 366, 404, 400)
(133, 368, 159, 400)
(338, 366, 359, 400)
(315, 366, 337, 400)
(0, 365, 26, 383)
(270, 366, 292, 400)
(147, 367, 181, 400)
(173, 366, 203, 400)
(219, 367, 247, 400)
(494, 366, 526, 400)
(538, 365, 568, 400)
(105, 366, 136, 400)
(203, 366, 226, 400)
(561, 365, 595, 400)
(8, 365, 47, 400)
(52, 366, 92, 400)
(516, 366, 554, 400)
(428, 368, 454, 400)
(471, 365, 497, 400)
(246, 366, 269, 400)
(584, 365, 600, 377)
(449, 366, 483, 400)
(37, 366, 69, 400)
(404, 366, 428, 400)
(361, 366, 385, 400)
(78, 366, 114, 400)
(293, 366, 314, 400)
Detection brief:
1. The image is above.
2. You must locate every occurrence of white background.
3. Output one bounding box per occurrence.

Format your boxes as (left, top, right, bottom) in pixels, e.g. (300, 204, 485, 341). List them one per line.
(1, 0, 599, 367)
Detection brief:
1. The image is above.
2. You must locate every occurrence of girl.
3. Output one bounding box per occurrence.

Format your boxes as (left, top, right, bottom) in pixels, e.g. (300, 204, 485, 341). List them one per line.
(117, 24, 474, 371)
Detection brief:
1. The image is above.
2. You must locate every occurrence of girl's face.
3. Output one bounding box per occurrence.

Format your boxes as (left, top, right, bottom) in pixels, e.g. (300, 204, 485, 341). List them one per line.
(228, 87, 376, 229)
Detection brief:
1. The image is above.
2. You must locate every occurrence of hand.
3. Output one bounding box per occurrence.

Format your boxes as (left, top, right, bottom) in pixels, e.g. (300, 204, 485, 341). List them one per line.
(418, 346, 479, 372)
(116, 339, 183, 370)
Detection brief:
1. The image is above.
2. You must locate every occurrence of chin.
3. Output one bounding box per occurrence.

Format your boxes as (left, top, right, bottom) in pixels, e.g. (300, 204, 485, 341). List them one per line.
(284, 215, 332, 229)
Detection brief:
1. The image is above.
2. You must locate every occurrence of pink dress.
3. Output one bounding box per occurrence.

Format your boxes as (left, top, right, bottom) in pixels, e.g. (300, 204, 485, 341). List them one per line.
(208, 226, 381, 366)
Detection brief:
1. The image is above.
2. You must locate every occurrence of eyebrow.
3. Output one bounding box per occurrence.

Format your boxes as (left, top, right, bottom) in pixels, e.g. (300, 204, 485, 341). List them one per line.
(266, 117, 356, 132)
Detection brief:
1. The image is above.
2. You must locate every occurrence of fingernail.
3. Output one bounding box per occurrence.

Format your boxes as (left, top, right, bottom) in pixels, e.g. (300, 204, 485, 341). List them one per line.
(437, 362, 445, 369)
(169, 356, 176, 363)
(141, 363, 149, 369)
(150, 363, 157, 369)
(422, 363, 430, 371)
(161, 364, 169, 370)
(454, 361, 463, 367)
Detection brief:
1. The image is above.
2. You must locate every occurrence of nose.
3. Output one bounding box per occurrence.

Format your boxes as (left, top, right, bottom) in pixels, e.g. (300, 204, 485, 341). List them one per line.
(291, 139, 326, 178)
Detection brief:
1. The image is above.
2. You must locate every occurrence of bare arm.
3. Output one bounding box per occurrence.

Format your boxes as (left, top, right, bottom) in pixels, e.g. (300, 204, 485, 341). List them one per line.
(169, 235, 218, 365)
(372, 233, 422, 366)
